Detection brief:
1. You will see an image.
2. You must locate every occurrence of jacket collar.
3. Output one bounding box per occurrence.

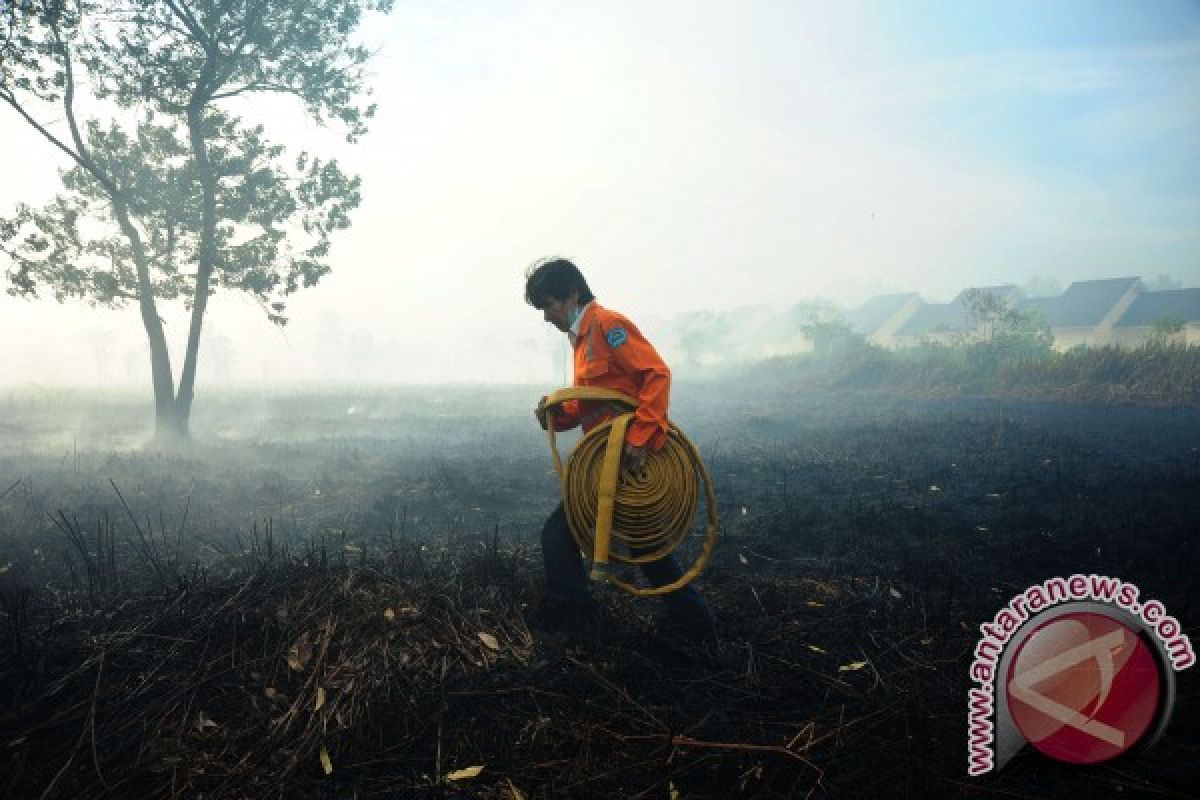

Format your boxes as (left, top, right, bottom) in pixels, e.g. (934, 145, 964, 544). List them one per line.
(569, 300, 599, 346)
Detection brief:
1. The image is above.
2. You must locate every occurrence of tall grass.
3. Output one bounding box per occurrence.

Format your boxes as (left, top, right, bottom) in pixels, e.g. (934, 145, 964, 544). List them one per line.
(751, 336, 1200, 404)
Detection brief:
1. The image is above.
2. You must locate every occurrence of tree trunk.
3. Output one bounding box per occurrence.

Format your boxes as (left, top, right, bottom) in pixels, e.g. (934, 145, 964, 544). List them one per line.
(146, 303, 182, 441)
(175, 103, 218, 438)
(47, 21, 184, 443)
(112, 202, 181, 441)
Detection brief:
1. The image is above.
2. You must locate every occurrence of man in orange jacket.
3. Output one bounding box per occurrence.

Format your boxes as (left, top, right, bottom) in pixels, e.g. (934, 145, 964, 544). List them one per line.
(526, 257, 715, 640)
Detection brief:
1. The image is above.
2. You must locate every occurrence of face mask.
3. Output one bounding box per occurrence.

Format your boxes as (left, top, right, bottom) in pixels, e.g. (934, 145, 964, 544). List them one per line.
(566, 305, 582, 329)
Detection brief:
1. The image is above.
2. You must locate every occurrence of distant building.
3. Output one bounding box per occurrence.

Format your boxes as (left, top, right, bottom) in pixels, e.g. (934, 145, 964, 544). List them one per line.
(673, 276, 1195, 363)
(1019, 277, 1142, 350)
(890, 285, 1022, 347)
(849, 278, 1196, 351)
(843, 293, 922, 349)
(1112, 288, 1200, 346)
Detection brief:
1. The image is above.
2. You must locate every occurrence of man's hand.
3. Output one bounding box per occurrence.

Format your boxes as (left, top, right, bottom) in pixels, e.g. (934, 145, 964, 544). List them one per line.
(535, 395, 552, 430)
(622, 442, 648, 476)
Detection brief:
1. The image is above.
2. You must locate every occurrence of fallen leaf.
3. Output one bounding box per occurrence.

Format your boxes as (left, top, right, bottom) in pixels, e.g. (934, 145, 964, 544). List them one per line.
(446, 765, 484, 781)
(314, 686, 326, 712)
(477, 632, 500, 651)
(263, 687, 277, 699)
(506, 778, 526, 800)
(806, 601, 824, 608)
(319, 746, 333, 775)
(669, 780, 682, 799)
(807, 644, 826, 654)
(888, 587, 902, 599)
(193, 711, 218, 732)
(287, 632, 314, 672)
(838, 660, 868, 672)
(738, 553, 749, 565)
(383, 608, 396, 621)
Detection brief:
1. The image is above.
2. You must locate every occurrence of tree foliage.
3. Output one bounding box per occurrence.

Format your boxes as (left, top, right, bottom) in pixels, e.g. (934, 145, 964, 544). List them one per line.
(1149, 314, 1186, 346)
(960, 288, 1053, 351)
(4, 113, 360, 324)
(798, 316, 864, 358)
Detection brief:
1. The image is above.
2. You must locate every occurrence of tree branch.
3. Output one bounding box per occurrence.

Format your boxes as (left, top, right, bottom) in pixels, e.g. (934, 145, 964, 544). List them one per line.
(50, 18, 125, 207)
(0, 89, 92, 176)
(161, 0, 210, 52)
(209, 80, 297, 100)
(208, 24, 255, 99)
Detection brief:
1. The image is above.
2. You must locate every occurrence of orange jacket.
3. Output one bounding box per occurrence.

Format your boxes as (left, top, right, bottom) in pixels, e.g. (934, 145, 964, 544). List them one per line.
(553, 301, 671, 450)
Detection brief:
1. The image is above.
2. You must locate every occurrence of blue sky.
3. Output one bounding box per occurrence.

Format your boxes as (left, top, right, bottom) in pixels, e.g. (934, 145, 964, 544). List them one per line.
(878, 1, 1200, 218)
(886, 0, 1196, 53)
(1, 1, 1198, 383)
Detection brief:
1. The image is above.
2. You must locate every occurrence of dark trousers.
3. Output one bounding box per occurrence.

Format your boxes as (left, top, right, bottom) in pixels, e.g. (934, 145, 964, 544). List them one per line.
(540, 502, 712, 625)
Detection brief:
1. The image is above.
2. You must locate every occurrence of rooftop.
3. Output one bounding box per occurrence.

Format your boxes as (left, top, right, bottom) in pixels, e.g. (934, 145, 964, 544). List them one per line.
(1117, 288, 1200, 326)
(894, 301, 969, 337)
(844, 293, 919, 335)
(1017, 277, 1142, 327)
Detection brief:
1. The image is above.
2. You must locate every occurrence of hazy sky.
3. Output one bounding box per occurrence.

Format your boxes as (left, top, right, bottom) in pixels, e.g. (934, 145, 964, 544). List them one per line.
(2, 0, 1198, 385)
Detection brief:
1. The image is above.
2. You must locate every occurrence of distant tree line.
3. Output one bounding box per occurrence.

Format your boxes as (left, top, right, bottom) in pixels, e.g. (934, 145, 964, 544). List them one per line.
(742, 291, 1200, 404)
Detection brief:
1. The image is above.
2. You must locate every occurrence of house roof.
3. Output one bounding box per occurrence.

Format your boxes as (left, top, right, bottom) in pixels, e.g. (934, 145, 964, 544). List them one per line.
(894, 301, 969, 337)
(1117, 288, 1200, 326)
(1019, 277, 1141, 327)
(843, 293, 918, 335)
(894, 286, 1022, 338)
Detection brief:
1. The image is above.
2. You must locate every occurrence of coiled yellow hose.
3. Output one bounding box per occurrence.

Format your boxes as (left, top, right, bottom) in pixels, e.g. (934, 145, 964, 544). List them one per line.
(543, 387, 719, 596)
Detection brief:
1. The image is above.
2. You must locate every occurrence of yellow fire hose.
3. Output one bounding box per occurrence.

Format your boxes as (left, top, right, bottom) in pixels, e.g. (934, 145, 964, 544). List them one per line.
(543, 387, 719, 596)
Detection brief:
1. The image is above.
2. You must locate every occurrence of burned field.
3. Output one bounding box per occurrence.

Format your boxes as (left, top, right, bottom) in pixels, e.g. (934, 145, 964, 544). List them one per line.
(1, 385, 1198, 799)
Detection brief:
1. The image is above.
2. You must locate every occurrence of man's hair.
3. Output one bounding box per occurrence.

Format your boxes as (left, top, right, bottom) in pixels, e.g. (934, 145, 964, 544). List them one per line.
(524, 257, 595, 309)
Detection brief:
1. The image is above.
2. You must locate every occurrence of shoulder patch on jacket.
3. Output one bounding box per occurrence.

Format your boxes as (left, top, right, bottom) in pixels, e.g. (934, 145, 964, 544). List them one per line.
(605, 327, 628, 348)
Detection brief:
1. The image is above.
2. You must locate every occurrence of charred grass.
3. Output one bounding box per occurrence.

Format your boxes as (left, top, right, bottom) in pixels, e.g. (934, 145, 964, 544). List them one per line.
(0, 385, 1198, 798)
